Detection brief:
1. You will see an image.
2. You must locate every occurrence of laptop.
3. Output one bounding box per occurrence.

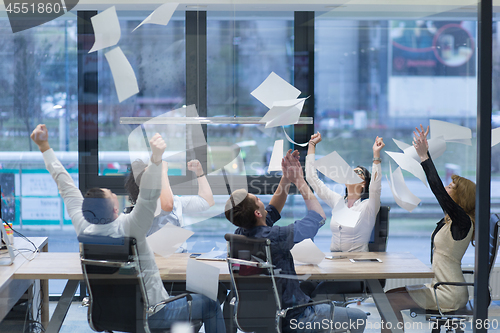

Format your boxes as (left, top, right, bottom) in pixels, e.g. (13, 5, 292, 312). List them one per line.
(0, 218, 15, 265)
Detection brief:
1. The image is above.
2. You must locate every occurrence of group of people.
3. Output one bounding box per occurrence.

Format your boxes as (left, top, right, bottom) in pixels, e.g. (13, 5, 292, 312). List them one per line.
(31, 122, 476, 333)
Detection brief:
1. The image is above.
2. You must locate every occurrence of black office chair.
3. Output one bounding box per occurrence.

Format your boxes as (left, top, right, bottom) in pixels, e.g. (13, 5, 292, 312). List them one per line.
(309, 206, 390, 304)
(409, 213, 500, 333)
(78, 235, 199, 333)
(224, 233, 335, 333)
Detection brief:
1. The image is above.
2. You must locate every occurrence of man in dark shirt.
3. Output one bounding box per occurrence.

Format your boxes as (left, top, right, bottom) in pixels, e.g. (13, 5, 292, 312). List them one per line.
(225, 150, 366, 333)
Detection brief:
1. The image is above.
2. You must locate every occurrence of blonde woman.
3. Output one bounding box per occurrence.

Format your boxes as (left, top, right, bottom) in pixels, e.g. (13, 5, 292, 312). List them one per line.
(382, 125, 476, 332)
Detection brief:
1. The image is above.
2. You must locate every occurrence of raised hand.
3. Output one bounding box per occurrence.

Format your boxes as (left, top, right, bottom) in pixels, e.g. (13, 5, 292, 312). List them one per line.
(373, 136, 385, 155)
(187, 159, 204, 177)
(413, 124, 430, 161)
(282, 149, 303, 185)
(310, 132, 322, 146)
(30, 124, 50, 152)
(150, 133, 166, 164)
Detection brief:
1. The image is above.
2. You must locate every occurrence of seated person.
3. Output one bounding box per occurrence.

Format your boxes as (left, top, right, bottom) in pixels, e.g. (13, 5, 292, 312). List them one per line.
(124, 159, 215, 237)
(31, 124, 225, 332)
(224, 149, 366, 333)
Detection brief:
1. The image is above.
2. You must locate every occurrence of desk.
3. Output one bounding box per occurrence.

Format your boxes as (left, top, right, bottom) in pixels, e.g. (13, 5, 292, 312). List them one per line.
(15, 251, 433, 333)
(0, 237, 48, 325)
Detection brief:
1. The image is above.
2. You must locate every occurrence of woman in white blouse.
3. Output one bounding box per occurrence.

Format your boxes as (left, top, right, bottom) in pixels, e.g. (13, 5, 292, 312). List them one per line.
(305, 132, 385, 252)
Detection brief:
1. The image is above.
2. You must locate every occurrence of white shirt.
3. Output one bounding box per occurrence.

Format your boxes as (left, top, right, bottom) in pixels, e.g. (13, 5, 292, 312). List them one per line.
(43, 149, 169, 308)
(305, 154, 382, 252)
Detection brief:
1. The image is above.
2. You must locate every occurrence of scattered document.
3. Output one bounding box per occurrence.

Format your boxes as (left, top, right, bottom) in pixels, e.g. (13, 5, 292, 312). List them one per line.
(393, 138, 411, 151)
(251, 72, 301, 109)
(430, 119, 472, 146)
(291, 239, 324, 265)
(147, 224, 194, 258)
(268, 140, 284, 172)
(385, 151, 427, 186)
(133, 3, 179, 32)
(104, 47, 139, 102)
(260, 98, 307, 128)
(282, 127, 309, 147)
(402, 137, 447, 162)
(89, 7, 121, 53)
(493, 128, 500, 147)
(387, 163, 421, 212)
(186, 258, 220, 301)
(330, 199, 361, 228)
(314, 151, 363, 185)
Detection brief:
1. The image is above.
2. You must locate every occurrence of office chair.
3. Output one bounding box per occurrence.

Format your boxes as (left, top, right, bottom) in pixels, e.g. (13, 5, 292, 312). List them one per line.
(224, 233, 335, 333)
(409, 213, 500, 333)
(78, 235, 200, 333)
(310, 206, 390, 305)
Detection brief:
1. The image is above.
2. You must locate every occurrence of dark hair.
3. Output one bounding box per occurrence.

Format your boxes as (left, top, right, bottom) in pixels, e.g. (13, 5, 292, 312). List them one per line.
(82, 188, 115, 224)
(124, 160, 147, 205)
(225, 192, 259, 230)
(345, 166, 371, 200)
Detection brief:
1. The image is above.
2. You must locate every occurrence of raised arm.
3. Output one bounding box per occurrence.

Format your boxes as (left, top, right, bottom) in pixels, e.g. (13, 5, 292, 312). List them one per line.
(367, 136, 384, 214)
(305, 132, 342, 207)
(159, 161, 174, 212)
(283, 149, 326, 219)
(268, 151, 294, 213)
(31, 124, 88, 234)
(187, 159, 215, 207)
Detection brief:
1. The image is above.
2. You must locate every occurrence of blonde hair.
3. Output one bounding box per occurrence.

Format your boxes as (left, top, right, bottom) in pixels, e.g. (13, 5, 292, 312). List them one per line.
(444, 175, 476, 245)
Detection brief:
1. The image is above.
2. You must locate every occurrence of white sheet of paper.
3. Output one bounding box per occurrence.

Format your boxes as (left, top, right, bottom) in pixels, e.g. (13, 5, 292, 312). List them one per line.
(251, 72, 301, 109)
(268, 140, 284, 172)
(282, 127, 308, 147)
(385, 151, 428, 186)
(147, 224, 194, 258)
(89, 7, 121, 53)
(104, 47, 139, 102)
(493, 128, 500, 147)
(186, 258, 220, 301)
(133, 3, 179, 32)
(314, 151, 363, 185)
(261, 98, 306, 128)
(430, 119, 472, 145)
(387, 163, 421, 212)
(393, 138, 411, 151)
(402, 136, 447, 162)
(330, 199, 361, 228)
(290, 239, 324, 265)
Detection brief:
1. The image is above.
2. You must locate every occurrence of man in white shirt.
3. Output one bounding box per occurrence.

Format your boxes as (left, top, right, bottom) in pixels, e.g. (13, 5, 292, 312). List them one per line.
(30, 124, 225, 332)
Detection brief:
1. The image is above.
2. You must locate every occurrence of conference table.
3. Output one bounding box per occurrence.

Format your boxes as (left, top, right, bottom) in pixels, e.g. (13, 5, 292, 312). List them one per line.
(13, 251, 433, 333)
(0, 237, 48, 325)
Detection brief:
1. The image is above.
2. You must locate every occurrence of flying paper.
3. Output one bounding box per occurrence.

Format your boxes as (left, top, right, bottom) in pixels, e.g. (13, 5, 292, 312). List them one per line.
(282, 127, 309, 147)
(493, 128, 500, 147)
(330, 199, 361, 228)
(268, 140, 284, 172)
(385, 151, 427, 186)
(290, 239, 324, 265)
(430, 119, 472, 146)
(251, 72, 301, 109)
(133, 3, 179, 32)
(89, 7, 121, 53)
(104, 47, 139, 102)
(393, 138, 411, 151)
(186, 259, 220, 301)
(402, 137, 447, 162)
(314, 151, 363, 185)
(260, 98, 307, 128)
(387, 163, 421, 212)
(147, 224, 194, 258)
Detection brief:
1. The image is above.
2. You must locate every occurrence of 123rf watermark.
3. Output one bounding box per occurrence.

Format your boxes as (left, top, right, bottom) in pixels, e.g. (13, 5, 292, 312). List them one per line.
(3, 0, 79, 33)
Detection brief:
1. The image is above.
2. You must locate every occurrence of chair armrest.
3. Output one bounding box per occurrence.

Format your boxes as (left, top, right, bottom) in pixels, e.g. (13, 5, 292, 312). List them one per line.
(462, 270, 474, 275)
(433, 282, 474, 316)
(149, 293, 193, 314)
(227, 258, 273, 269)
(277, 299, 334, 319)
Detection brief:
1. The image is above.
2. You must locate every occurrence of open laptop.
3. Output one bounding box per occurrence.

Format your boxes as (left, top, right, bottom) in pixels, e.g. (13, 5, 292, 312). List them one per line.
(0, 218, 15, 265)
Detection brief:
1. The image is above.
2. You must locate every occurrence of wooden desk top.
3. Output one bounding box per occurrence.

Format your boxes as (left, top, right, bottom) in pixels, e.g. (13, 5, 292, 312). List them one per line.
(0, 237, 48, 289)
(13, 251, 433, 281)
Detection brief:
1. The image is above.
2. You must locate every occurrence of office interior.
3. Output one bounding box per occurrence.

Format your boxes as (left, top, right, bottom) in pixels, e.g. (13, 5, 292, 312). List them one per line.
(0, 0, 499, 331)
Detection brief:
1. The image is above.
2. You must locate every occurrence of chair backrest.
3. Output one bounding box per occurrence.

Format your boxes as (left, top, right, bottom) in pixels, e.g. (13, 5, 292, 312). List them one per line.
(224, 233, 280, 333)
(368, 206, 390, 252)
(488, 213, 500, 276)
(78, 235, 149, 333)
